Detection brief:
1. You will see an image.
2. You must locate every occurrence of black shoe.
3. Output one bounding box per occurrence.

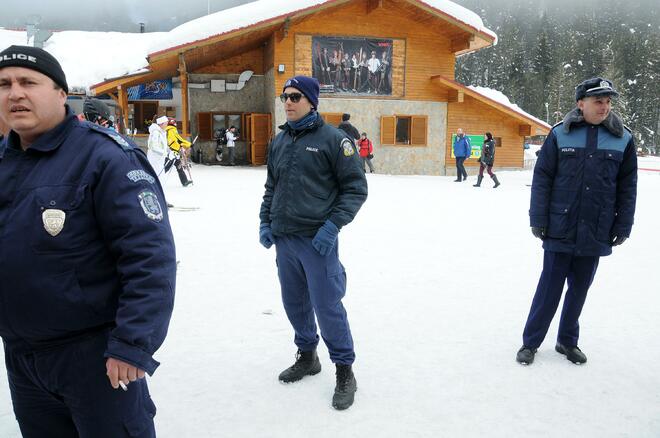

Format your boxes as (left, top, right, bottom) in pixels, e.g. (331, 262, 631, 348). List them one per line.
(516, 346, 537, 365)
(332, 364, 357, 410)
(473, 175, 483, 187)
(183, 180, 193, 187)
(492, 174, 501, 188)
(453, 178, 461, 182)
(278, 349, 322, 383)
(555, 343, 587, 364)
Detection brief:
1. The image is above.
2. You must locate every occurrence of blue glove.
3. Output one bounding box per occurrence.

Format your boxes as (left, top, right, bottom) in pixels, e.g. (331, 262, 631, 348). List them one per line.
(259, 223, 274, 249)
(312, 220, 339, 256)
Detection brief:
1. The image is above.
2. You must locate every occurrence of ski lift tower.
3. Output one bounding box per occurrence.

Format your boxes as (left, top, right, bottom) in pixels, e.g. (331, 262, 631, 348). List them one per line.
(25, 15, 53, 48)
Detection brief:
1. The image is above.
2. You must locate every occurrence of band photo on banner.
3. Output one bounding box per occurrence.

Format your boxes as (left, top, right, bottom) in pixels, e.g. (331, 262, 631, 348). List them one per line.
(312, 36, 393, 96)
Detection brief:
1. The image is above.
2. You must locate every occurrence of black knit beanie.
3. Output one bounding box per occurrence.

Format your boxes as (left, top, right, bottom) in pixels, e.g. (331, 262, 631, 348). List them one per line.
(0, 45, 68, 93)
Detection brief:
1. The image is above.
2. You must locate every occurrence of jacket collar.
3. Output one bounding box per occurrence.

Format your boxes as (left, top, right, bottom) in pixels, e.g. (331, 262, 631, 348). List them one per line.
(6, 105, 77, 152)
(562, 107, 624, 137)
(279, 113, 324, 136)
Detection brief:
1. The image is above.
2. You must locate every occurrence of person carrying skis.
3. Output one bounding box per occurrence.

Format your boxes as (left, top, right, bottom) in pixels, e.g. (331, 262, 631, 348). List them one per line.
(165, 119, 192, 186)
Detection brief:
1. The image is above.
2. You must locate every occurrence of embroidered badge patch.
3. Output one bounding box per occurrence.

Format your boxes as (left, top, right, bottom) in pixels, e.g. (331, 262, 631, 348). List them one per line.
(138, 190, 163, 222)
(341, 138, 355, 157)
(127, 169, 155, 184)
(42, 209, 66, 236)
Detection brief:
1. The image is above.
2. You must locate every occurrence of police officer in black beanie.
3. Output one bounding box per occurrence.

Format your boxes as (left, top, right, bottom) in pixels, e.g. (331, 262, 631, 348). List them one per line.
(0, 45, 176, 437)
(516, 77, 637, 366)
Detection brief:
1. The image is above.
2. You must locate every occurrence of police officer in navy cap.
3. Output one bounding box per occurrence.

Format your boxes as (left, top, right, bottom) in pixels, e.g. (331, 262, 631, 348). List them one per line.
(0, 45, 176, 437)
(259, 75, 367, 410)
(516, 77, 637, 365)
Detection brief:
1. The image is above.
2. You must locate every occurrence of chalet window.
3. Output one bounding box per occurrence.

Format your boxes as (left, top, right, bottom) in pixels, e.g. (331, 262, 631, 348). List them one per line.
(320, 113, 343, 127)
(197, 112, 243, 141)
(380, 115, 428, 146)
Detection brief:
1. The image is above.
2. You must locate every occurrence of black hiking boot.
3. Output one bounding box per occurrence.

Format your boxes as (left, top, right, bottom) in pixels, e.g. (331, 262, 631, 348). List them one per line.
(473, 175, 483, 187)
(278, 349, 321, 383)
(492, 174, 501, 188)
(516, 346, 537, 365)
(332, 364, 357, 410)
(555, 343, 587, 364)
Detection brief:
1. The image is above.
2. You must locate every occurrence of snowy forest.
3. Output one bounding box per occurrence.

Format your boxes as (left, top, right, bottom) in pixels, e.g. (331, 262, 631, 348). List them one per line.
(454, 0, 659, 152)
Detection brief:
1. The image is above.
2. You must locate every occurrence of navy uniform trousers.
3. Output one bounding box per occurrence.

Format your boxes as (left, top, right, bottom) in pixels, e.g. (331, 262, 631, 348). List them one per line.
(274, 235, 355, 365)
(523, 250, 600, 348)
(4, 330, 156, 438)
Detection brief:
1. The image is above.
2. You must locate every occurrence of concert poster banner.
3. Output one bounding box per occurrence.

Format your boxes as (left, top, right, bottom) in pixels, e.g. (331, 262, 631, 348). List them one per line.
(312, 36, 393, 96)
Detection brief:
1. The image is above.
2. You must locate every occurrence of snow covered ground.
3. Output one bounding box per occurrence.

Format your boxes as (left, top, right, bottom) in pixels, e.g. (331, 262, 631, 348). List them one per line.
(1, 163, 659, 437)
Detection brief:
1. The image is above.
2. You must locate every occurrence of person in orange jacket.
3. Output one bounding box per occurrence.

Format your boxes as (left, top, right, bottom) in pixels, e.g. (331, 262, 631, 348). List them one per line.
(357, 132, 374, 173)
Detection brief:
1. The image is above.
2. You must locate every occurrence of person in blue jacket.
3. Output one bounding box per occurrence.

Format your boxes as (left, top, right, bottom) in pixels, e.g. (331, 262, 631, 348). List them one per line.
(259, 76, 367, 410)
(453, 128, 471, 181)
(0, 45, 176, 437)
(516, 77, 637, 365)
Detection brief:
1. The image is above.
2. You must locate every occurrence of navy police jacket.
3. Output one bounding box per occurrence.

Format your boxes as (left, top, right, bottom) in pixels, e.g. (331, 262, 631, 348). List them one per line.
(529, 108, 637, 257)
(0, 108, 176, 375)
(260, 115, 368, 236)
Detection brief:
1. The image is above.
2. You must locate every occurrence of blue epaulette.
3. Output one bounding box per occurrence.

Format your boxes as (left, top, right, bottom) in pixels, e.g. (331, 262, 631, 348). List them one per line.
(86, 122, 134, 151)
(552, 120, 564, 129)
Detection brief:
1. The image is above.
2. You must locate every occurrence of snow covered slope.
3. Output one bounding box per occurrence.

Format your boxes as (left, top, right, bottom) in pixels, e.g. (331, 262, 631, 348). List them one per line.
(0, 165, 657, 437)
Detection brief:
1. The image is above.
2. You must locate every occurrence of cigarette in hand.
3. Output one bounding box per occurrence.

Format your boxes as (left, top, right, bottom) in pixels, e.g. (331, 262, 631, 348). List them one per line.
(119, 381, 128, 391)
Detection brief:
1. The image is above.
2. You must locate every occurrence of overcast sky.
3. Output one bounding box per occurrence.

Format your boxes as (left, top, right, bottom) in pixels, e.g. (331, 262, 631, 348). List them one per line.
(0, 0, 253, 33)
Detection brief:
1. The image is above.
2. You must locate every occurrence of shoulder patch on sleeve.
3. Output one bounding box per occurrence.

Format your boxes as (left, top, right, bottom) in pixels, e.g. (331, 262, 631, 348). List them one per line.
(138, 190, 163, 222)
(127, 169, 155, 184)
(341, 138, 355, 157)
(87, 123, 134, 151)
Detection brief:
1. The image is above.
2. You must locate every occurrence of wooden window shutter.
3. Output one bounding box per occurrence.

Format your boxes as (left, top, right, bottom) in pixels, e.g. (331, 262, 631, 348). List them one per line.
(410, 116, 428, 146)
(380, 116, 395, 145)
(197, 112, 212, 140)
(320, 113, 342, 127)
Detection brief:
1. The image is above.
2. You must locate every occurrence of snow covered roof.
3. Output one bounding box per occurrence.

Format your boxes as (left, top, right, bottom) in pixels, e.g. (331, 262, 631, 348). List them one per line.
(1, 0, 496, 91)
(0, 28, 163, 91)
(149, 0, 496, 56)
(467, 86, 551, 129)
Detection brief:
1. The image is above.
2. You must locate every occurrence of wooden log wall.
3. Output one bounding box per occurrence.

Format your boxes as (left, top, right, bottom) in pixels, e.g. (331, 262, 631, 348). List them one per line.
(274, 0, 456, 101)
(446, 95, 525, 168)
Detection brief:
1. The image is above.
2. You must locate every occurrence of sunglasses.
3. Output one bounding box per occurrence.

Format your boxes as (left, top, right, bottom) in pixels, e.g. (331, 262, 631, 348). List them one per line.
(280, 92, 304, 103)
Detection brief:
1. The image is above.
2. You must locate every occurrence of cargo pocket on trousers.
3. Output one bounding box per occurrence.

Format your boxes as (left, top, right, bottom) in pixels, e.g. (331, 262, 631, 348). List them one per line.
(124, 396, 157, 437)
(546, 203, 569, 239)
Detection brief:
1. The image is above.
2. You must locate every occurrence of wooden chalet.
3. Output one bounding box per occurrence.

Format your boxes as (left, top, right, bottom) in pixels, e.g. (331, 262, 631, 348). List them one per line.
(90, 0, 550, 174)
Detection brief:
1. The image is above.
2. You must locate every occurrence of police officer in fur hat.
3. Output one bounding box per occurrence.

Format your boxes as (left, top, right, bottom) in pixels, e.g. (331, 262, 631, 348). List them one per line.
(516, 77, 637, 365)
(259, 75, 367, 410)
(0, 45, 176, 437)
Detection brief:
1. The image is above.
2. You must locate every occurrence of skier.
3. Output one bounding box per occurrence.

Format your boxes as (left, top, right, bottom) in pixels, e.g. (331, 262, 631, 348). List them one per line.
(516, 77, 637, 365)
(259, 76, 367, 410)
(165, 119, 193, 186)
(147, 115, 170, 183)
(0, 45, 176, 437)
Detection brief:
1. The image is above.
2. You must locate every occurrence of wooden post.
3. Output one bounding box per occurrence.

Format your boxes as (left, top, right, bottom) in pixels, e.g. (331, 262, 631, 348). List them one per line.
(179, 53, 189, 136)
(118, 85, 129, 134)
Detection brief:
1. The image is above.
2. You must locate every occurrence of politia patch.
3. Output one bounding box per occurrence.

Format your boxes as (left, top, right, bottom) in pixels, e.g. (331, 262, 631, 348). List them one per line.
(138, 190, 163, 222)
(127, 169, 155, 184)
(341, 138, 355, 157)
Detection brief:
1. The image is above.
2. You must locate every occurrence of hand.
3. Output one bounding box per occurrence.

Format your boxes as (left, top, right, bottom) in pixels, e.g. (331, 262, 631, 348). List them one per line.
(610, 235, 627, 246)
(259, 223, 274, 249)
(531, 226, 546, 240)
(312, 220, 339, 256)
(106, 357, 145, 390)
